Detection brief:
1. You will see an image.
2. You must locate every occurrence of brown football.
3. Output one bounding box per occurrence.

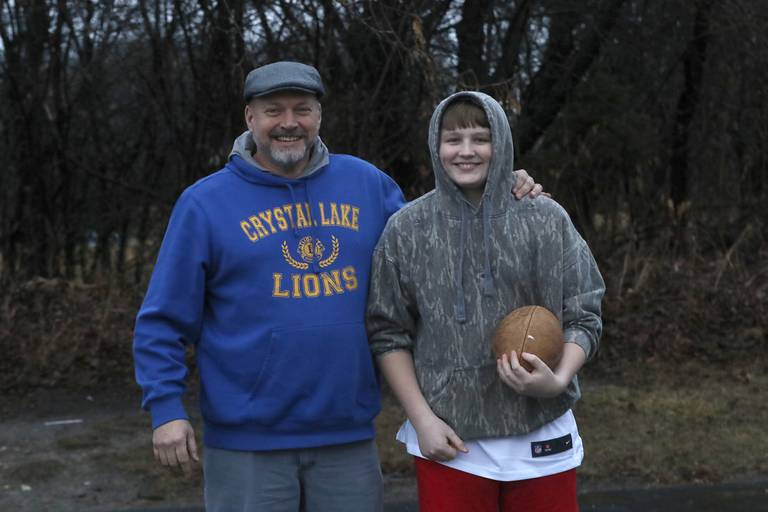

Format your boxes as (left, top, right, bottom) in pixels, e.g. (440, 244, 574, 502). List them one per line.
(492, 305, 564, 372)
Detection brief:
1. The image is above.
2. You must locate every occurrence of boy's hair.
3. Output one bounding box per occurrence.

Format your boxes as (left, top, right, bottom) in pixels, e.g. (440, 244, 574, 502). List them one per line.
(440, 99, 489, 131)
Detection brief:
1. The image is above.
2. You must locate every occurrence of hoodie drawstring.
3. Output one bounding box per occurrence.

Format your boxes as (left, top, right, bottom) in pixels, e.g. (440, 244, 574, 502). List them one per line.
(284, 182, 321, 274)
(454, 199, 497, 323)
(284, 183, 301, 238)
(482, 201, 496, 297)
(304, 182, 321, 273)
(454, 204, 467, 323)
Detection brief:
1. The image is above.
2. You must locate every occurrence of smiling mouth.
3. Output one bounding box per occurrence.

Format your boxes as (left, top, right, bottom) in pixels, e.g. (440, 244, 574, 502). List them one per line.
(274, 136, 302, 143)
(454, 162, 482, 169)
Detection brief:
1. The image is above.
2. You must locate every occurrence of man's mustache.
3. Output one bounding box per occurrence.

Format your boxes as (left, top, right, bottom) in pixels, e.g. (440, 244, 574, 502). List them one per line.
(271, 128, 306, 137)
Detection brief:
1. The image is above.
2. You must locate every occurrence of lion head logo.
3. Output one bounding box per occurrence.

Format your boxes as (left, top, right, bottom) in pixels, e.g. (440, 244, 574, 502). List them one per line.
(297, 236, 325, 262)
(282, 236, 340, 270)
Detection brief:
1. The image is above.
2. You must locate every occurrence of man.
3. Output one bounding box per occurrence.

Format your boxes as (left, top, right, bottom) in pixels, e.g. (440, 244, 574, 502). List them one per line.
(133, 61, 541, 511)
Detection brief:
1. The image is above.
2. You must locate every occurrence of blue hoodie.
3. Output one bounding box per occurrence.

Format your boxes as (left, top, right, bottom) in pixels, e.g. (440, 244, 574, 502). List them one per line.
(133, 135, 404, 450)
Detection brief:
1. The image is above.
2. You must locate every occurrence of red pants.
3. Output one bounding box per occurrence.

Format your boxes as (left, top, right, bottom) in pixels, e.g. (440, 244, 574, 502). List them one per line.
(414, 457, 578, 512)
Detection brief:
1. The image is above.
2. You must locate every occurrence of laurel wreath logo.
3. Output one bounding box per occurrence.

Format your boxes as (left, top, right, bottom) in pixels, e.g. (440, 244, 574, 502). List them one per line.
(282, 236, 339, 270)
(282, 241, 309, 269)
(319, 236, 340, 268)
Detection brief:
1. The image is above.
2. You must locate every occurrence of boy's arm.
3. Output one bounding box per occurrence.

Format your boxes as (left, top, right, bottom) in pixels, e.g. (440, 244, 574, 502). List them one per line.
(366, 232, 416, 355)
(377, 350, 468, 461)
(496, 342, 586, 397)
(560, 224, 605, 361)
(367, 227, 467, 461)
(498, 208, 605, 397)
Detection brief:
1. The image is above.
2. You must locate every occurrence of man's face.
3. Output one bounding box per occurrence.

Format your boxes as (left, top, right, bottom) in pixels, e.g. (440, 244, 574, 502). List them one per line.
(439, 125, 492, 204)
(245, 91, 322, 177)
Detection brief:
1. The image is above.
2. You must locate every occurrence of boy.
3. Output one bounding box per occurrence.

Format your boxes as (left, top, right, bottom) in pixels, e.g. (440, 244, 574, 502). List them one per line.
(366, 91, 605, 511)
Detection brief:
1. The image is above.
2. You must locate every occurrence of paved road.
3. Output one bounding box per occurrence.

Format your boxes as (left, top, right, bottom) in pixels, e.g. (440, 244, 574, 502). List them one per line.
(578, 481, 768, 512)
(119, 480, 768, 512)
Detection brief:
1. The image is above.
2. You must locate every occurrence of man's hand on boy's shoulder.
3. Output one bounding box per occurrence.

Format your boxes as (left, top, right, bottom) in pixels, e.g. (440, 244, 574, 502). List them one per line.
(513, 168, 551, 200)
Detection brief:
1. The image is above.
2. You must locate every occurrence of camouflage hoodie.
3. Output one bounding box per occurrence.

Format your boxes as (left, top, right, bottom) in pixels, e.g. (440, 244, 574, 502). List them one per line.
(366, 91, 605, 439)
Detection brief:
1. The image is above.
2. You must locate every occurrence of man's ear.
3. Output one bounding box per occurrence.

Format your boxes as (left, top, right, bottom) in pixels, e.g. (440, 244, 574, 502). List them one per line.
(244, 103, 252, 129)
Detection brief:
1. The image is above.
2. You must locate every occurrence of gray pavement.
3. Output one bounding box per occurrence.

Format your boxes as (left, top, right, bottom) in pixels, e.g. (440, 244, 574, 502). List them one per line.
(579, 480, 768, 512)
(116, 479, 768, 512)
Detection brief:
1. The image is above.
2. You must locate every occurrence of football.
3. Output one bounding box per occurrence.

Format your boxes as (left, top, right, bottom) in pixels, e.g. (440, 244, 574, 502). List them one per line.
(491, 305, 564, 372)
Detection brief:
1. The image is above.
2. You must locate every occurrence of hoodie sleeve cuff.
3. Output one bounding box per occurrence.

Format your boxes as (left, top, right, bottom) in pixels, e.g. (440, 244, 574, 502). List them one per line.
(564, 327, 595, 361)
(149, 396, 189, 430)
(370, 339, 413, 357)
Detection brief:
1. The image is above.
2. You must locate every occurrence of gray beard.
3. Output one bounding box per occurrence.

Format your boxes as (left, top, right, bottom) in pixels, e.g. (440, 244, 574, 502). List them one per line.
(270, 146, 308, 167)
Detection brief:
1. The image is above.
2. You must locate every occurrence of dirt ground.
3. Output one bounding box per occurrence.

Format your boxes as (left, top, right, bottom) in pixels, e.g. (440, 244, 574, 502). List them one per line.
(1, 357, 767, 511)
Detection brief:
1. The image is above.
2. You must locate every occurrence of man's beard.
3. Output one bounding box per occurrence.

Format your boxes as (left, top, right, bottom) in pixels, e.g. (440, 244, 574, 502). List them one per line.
(253, 130, 313, 169)
(270, 144, 309, 167)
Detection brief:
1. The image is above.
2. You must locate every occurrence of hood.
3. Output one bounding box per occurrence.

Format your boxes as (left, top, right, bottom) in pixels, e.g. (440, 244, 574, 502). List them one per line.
(427, 91, 518, 320)
(428, 91, 516, 215)
(225, 130, 331, 274)
(227, 130, 330, 184)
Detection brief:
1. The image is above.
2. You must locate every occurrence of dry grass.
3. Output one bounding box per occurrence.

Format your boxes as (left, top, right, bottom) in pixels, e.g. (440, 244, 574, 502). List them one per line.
(576, 359, 768, 487)
(373, 357, 768, 487)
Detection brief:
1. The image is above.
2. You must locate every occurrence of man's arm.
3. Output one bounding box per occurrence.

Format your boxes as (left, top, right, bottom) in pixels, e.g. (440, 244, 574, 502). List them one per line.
(513, 168, 547, 199)
(133, 191, 209, 474)
(153, 419, 199, 476)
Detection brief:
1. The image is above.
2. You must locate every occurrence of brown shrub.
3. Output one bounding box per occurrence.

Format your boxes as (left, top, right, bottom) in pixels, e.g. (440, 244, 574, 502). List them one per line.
(1, 245, 765, 390)
(0, 278, 142, 391)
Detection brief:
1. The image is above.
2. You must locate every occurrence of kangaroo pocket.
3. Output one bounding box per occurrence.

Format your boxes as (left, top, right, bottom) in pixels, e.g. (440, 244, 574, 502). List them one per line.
(248, 321, 380, 430)
(420, 363, 499, 431)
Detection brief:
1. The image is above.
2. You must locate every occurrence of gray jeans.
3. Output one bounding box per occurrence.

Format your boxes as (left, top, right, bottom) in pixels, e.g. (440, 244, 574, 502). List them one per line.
(203, 439, 383, 512)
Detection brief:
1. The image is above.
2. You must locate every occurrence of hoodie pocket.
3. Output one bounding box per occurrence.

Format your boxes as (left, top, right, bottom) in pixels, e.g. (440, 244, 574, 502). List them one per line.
(422, 364, 499, 428)
(415, 364, 454, 405)
(249, 321, 380, 430)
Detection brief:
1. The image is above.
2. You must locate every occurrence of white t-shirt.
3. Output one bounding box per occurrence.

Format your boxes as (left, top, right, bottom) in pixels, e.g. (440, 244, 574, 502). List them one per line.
(396, 409, 583, 481)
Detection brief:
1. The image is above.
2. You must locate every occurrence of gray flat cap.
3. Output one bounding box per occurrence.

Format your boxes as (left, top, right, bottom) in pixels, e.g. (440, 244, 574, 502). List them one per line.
(244, 61, 325, 101)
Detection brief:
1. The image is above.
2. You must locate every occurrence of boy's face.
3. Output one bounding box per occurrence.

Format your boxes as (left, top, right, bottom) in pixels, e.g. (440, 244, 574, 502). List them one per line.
(439, 125, 492, 203)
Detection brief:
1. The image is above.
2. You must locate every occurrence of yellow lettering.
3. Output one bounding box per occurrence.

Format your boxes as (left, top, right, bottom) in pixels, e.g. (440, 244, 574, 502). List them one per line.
(340, 204, 352, 228)
(240, 220, 259, 242)
(351, 207, 359, 231)
(272, 273, 290, 298)
(321, 270, 344, 296)
(295, 203, 307, 228)
(319, 203, 331, 226)
(284, 205, 295, 229)
(342, 266, 358, 291)
(259, 211, 277, 234)
(330, 203, 341, 226)
(291, 274, 302, 297)
(249, 215, 269, 238)
(303, 274, 320, 297)
(273, 208, 288, 230)
(303, 202, 313, 225)
(277, 270, 357, 298)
